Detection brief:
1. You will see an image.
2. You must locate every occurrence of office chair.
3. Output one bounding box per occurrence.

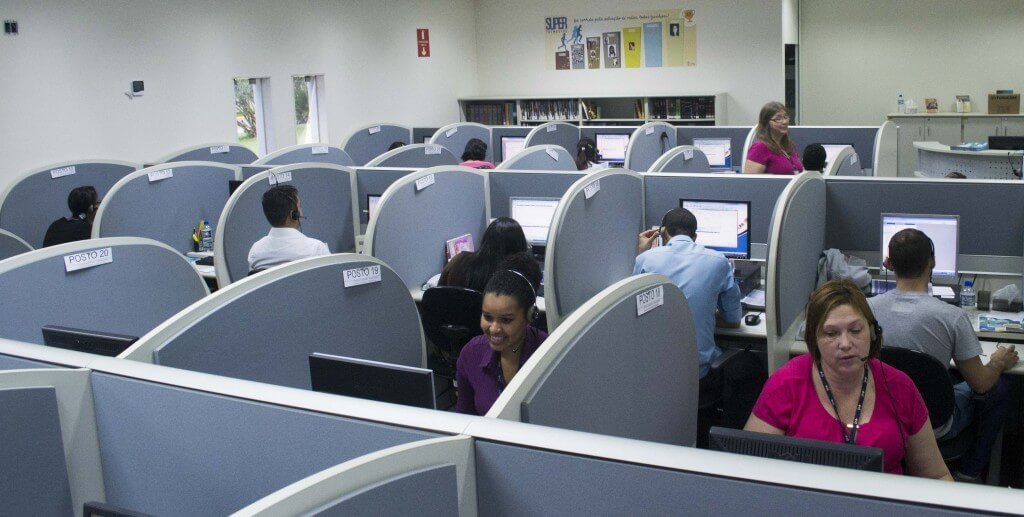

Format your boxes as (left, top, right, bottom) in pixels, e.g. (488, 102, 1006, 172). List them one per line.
(420, 286, 484, 379)
(880, 346, 976, 462)
(697, 346, 767, 447)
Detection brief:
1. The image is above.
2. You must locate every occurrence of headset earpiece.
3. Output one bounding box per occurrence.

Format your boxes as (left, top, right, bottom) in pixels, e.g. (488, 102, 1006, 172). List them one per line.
(505, 269, 539, 323)
(870, 321, 883, 350)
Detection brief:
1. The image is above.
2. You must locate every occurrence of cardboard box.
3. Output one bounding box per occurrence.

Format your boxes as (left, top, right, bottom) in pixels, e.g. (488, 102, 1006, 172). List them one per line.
(988, 94, 1020, 114)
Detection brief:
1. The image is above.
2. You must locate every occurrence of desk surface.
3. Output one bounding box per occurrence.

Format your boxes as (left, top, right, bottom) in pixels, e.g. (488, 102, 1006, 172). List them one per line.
(914, 141, 1024, 156)
(969, 309, 1024, 343)
(715, 310, 767, 339)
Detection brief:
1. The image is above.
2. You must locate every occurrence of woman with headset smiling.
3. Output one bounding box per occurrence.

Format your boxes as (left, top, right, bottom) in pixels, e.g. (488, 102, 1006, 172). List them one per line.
(744, 279, 951, 479)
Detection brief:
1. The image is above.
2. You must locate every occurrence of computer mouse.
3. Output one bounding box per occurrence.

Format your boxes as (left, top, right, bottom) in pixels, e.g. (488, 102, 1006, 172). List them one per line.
(745, 313, 761, 326)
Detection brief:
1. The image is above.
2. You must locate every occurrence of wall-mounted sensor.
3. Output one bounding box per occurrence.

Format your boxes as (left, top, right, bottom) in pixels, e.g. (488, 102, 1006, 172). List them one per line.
(125, 80, 144, 99)
(3, 20, 18, 35)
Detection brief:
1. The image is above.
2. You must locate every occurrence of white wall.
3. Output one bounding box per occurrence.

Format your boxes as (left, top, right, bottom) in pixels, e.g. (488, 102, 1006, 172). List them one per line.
(800, 0, 1024, 125)
(0, 0, 478, 190)
(472, 0, 785, 126)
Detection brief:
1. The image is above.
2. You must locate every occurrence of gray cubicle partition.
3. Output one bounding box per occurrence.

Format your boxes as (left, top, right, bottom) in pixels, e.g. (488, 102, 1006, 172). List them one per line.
(625, 122, 677, 172)
(356, 167, 417, 230)
(0, 237, 207, 345)
(826, 146, 866, 176)
(413, 127, 440, 145)
(430, 122, 493, 163)
(677, 126, 751, 171)
(123, 254, 426, 387)
(491, 126, 532, 163)
(341, 124, 413, 166)
(490, 275, 699, 446)
(366, 167, 488, 289)
(544, 168, 643, 330)
(643, 173, 791, 261)
(365, 143, 459, 168)
(824, 177, 1024, 274)
(214, 164, 356, 286)
(0, 229, 32, 260)
(523, 122, 581, 156)
(487, 170, 585, 219)
(93, 162, 240, 254)
(766, 172, 826, 372)
(0, 160, 138, 248)
(647, 145, 712, 173)
(240, 164, 272, 179)
(496, 145, 577, 171)
(788, 126, 881, 174)
(152, 142, 258, 165)
(252, 143, 355, 167)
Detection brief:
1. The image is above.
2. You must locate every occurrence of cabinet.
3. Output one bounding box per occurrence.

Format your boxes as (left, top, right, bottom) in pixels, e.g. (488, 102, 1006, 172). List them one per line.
(893, 117, 961, 176)
(964, 117, 1024, 141)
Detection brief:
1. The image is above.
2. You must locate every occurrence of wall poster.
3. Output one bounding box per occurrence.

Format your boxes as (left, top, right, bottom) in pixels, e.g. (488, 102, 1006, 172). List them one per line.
(545, 9, 696, 71)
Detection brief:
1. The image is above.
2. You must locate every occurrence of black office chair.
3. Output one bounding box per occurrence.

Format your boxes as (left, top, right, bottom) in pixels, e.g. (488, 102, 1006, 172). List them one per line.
(697, 347, 768, 447)
(879, 346, 976, 462)
(419, 286, 484, 379)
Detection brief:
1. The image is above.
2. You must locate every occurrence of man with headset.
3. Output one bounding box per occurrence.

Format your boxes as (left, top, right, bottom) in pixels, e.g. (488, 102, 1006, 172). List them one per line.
(247, 185, 329, 272)
(869, 228, 1018, 483)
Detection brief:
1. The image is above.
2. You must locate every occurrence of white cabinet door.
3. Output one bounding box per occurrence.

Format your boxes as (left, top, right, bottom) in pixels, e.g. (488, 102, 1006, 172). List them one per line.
(894, 117, 926, 176)
(924, 117, 962, 145)
(1003, 118, 1024, 137)
(963, 117, 1001, 142)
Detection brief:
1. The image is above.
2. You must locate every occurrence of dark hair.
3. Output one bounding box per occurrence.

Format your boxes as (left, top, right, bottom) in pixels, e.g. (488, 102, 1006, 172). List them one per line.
(462, 217, 529, 291)
(887, 228, 933, 278)
(575, 137, 598, 170)
(67, 186, 98, 219)
(802, 143, 827, 172)
(945, 171, 967, 179)
(262, 185, 299, 227)
(461, 138, 488, 161)
(754, 101, 795, 156)
(388, 141, 406, 151)
(498, 251, 542, 288)
(805, 279, 881, 363)
(484, 269, 537, 318)
(661, 208, 698, 239)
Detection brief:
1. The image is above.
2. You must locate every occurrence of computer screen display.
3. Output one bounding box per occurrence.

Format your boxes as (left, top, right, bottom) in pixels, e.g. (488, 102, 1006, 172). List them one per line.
(309, 353, 436, 409)
(367, 194, 381, 221)
(709, 427, 884, 472)
(596, 133, 629, 163)
(692, 138, 732, 168)
(821, 144, 852, 167)
(679, 199, 751, 259)
(41, 325, 139, 357)
(880, 213, 959, 278)
(501, 136, 527, 161)
(422, 136, 431, 144)
(510, 197, 560, 245)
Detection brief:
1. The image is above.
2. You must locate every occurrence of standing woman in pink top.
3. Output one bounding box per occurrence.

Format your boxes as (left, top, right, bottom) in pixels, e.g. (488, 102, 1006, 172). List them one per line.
(744, 280, 952, 479)
(744, 101, 803, 174)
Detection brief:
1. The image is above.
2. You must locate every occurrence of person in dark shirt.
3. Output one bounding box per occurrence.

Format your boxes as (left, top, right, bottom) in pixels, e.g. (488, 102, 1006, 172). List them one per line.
(439, 217, 529, 292)
(802, 143, 827, 172)
(43, 186, 99, 247)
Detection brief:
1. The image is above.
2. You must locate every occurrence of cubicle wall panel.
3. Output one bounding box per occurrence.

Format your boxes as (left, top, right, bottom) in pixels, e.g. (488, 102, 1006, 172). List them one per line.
(0, 243, 206, 344)
(0, 162, 136, 248)
(644, 175, 789, 247)
(677, 126, 751, 171)
(344, 125, 412, 166)
(524, 122, 580, 156)
(372, 173, 487, 289)
(0, 230, 32, 260)
(488, 172, 584, 219)
(649, 146, 711, 173)
(96, 165, 237, 253)
(789, 127, 878, 171)
(824, 180, 1024, 257)
(260, 147, 354, 167)
(775, 179, 826, 333)
(90, 373, 440, 516)
(161, 145, 258, 165)
(0, 387, 73, 515)
(240, 165, 272, 179)
(356, 168, 418, 226)
(369, 145, 459, 168)
(0, 354, 55, 370)
(626, 123, 677, 172)
(551, 174, 642, 318)
(497, 147, 577, 171)
(314, 465, 459, 516)
(431, 124, 492, 163)
(474, 441, 973, 516)
(491, 126, 532, 163)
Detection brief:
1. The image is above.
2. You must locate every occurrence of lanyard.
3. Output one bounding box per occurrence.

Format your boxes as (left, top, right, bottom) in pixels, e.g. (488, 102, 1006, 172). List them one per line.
(817, 363, 869, 445)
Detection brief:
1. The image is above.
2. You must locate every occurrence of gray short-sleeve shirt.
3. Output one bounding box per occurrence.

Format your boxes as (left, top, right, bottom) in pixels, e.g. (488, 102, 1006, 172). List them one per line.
(867, 289, 982, 367)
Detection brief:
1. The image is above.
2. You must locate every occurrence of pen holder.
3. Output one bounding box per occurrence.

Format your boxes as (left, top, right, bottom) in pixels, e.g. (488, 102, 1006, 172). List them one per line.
(977, 290, 991, 311)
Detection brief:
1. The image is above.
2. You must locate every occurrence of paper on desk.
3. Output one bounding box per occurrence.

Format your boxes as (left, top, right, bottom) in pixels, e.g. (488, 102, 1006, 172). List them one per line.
(742, 288, 765, 308)
(932, 285, 955, 298)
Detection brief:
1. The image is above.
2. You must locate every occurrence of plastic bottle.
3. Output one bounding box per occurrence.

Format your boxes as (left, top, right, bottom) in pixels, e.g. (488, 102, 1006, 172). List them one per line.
(200, 219, 214, 252)
(897, 94, 905, 114)
(961, 280, 977, 310)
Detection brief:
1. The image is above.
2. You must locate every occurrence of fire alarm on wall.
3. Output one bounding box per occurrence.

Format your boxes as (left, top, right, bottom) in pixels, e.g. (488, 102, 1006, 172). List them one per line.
(4, 20, 18, 35)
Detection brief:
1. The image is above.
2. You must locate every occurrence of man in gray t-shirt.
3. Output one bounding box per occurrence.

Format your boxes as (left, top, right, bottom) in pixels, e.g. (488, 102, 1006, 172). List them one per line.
(869, 229, 1018, 483)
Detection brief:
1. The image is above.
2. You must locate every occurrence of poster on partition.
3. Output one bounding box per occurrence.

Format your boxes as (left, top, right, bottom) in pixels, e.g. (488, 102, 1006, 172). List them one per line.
(545, 9, 696, 70)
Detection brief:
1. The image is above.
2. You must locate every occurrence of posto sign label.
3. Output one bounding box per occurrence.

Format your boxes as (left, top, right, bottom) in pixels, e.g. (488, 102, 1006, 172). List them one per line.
(64, 247, 113, 273)
(343, 265, 382, 288)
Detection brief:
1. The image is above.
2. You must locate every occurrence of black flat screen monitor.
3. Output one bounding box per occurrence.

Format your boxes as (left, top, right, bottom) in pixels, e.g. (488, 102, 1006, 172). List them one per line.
(595, 133, 629, 164)
(228, 179, 244, 195)
(41, 325, 139, 357)
(709, 427, 884, 472)
(678, 199, 751, 259)
(880, 213, 958, 278)
(309, 353, 436, 409)
(501, 136, 527, 161)
(989, 136, 1024, 151)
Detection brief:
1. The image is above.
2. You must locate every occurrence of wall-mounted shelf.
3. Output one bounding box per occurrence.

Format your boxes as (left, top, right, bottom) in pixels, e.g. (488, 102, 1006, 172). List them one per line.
(459, 93, 725, 127)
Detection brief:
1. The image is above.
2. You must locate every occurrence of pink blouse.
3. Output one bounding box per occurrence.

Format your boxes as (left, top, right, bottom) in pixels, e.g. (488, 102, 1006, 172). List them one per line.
(752, 354, 929, 475)
(747, 140, 803, 175)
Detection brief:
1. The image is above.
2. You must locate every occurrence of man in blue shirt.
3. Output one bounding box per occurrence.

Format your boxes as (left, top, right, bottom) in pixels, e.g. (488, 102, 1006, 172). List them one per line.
(633, 208, 742, 380)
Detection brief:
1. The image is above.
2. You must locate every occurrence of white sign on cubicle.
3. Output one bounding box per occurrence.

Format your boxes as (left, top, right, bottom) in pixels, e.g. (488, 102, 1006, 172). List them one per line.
(415, 174, 436, 191)
(683, 149, 694, 160)
(50, 166, 76, 179)
(545, 148, 559, 161)
(445, 127, 458, 138)
(210, 145, 230, 154)
(64, 248, 113, 273)
(425, 144, 443, 155)
(645, 127, 655, 135)
(268, 171, 292, 184)
(147, 169, 173, 183)
(584, 179, 600, 199)
(343, 265, 382, 287)
(636, 285, 664, 316)
(546, 125, 557, 132)
(311, 146, 329, 155)
(368, 126, 381, 135)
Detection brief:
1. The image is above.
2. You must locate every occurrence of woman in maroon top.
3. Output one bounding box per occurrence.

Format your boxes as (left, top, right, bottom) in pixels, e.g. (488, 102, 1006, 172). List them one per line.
(743, 101, 803, 175)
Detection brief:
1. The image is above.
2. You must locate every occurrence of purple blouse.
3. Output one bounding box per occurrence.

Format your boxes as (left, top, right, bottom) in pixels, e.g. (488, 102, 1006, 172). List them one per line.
(455, 325, 547, 415)
(747, 140, 803, 175)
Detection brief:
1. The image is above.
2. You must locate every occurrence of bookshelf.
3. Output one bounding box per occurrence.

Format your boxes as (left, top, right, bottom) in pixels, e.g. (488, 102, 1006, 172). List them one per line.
(458, 94, 725, 126)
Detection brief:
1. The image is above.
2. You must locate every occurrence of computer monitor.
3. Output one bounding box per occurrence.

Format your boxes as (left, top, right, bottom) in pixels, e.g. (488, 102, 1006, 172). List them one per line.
(692, 138, 732, 168)
(228, 179, 244, 195)
(422, 136, 431, 144)
(821, 144, 852, 167)
(708, 427, 884, 472)
(679, 199, 751, 259)
(41, 325, 139, 357)
(880, 213, 959, 278)
(309, 353, 436, 409)
(367, 194, 381, 221)
(989, 136, 1024, 151)
(510, 197, 560, 245)
(595, 133, 629, 164)
(501, 136, 527, 161)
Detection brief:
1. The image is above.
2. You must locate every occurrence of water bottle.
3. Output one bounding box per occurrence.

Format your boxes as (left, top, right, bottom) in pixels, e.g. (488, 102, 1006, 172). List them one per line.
(200, 220, 214, 252)
(961, 280, 977, 310)
(897, 94, 905, 114)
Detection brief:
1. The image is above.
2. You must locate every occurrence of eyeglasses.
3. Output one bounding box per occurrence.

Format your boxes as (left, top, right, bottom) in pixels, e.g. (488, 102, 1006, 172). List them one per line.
(770, 114, 791, 123)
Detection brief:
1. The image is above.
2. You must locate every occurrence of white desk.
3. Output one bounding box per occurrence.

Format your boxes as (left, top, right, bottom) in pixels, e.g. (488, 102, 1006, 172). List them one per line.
(186, 251, 216, 280)
(914, 141, 1023, 179)
(715, 310, 767, 339)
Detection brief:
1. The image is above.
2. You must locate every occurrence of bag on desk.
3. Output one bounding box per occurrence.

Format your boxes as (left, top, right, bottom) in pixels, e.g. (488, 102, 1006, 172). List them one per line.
(816, 249, 871, 292)
(992, 284, 1023, 312)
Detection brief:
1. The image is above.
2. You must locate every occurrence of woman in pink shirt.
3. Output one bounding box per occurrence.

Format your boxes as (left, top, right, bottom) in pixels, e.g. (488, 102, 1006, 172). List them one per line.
(743, 101, 803, 175)
(745, 280, 951, 479)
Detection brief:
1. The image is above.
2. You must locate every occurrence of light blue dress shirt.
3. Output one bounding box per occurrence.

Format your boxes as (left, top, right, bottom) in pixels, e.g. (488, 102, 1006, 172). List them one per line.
(633, 234, 742, 378)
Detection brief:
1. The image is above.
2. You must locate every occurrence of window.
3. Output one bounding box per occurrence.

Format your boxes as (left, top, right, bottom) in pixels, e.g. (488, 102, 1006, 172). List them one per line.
(293, 75, 327, 144)
(234, 77, 271, 155)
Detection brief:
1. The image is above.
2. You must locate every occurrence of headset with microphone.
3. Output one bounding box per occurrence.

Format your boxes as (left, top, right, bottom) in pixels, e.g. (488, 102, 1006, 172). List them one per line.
(504, 269, 539, 323)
